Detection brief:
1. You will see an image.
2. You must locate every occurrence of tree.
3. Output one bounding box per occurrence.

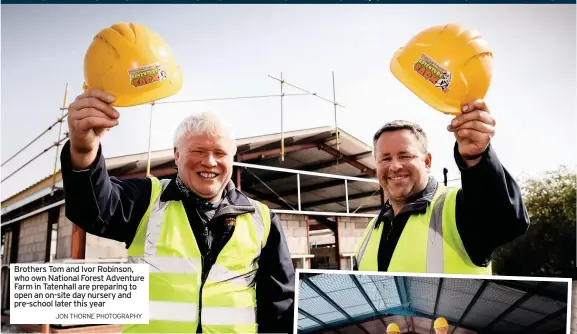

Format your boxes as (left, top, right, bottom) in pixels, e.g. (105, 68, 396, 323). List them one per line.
(492, 166, 576, 278)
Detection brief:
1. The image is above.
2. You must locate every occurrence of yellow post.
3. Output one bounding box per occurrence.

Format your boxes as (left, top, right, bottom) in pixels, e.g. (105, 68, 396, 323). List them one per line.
(146, 102, 155, 177)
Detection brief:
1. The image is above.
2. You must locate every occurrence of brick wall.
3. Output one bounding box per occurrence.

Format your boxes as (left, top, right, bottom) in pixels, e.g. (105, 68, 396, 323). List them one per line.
(17, 212, 48, 263)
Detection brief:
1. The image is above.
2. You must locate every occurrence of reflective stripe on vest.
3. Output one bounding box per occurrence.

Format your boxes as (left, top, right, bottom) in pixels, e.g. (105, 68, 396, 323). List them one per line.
(355, 185, 492, 275)
(122, 176, 271, 333)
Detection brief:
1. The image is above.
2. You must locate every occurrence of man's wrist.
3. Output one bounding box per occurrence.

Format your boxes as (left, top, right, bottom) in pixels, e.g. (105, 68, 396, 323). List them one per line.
(461, 152, 485, 160)
(454, 143, 491, 170)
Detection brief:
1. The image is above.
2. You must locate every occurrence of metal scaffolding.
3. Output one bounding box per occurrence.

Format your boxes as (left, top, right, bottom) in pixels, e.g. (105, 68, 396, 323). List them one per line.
(0, 73, 347, 196)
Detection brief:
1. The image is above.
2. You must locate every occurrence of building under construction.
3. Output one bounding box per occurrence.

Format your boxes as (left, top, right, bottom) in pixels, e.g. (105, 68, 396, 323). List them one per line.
(1, 126, 384, 332)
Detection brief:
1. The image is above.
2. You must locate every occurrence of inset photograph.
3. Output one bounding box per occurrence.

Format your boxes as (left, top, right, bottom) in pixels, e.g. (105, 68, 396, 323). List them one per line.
(296, 270, 571, 334)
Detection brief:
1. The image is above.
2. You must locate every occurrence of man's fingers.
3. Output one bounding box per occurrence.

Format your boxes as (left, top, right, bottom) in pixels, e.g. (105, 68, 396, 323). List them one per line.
(449, 120, 494, 134)
(70, 98, 119, 120)
(74, 89, 116, 104)
(72, 108, 117, 122)
(461, 99, 488, 114)
(75, 116, 119, 132)
(449, 110, 495, 129)
(456, 128, 486, 143)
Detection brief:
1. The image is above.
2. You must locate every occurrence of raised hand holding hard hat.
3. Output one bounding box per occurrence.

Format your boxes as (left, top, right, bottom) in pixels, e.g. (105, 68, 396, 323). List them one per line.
(390, 23, 493, 116)
(67, 90, 120, 169)
(447, 99, 496, 164)
(83, 22, 183, 107)
(69, 22, 183, 169)
(386, 322, 400, 333)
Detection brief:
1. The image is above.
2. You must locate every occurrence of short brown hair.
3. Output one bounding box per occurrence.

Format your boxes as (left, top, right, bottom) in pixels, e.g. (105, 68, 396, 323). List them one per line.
(373, 120, 428, 153)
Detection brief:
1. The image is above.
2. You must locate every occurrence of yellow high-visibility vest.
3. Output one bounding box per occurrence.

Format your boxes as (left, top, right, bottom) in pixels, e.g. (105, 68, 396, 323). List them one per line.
(122, 176, 271, 333)
(355, 185, 492, 274)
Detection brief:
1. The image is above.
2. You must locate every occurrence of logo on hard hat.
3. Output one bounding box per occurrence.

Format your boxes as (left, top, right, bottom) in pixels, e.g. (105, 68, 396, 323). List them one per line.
(413, 54, 452, 93)
(128, 63, 168, 88)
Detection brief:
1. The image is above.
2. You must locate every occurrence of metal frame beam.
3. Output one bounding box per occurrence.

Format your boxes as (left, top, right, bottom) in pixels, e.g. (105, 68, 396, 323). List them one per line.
(303, 277, 371, 334)
(429, 278, 444, 334)
(298, 308, 339, 334)
(243, 187, 290, 208)
(491, 280, 568, 302)
(237, 142, 318, 161)
(275, 174, 365, 197)
(317, 143, 376, 177)
(355, 204, 382, 213)
(480, 281, 557, 333)
(244, 151, 374, 186)
(302, 190, 377, 208)
(394, 276, 410, 306)
(350, 274, 387, 328)
(515, 307, 567, 334)
(450, 280, 489, 334)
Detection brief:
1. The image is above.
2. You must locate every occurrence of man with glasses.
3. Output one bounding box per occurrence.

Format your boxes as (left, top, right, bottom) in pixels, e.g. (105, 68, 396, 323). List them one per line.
(354, 99, 530, 274)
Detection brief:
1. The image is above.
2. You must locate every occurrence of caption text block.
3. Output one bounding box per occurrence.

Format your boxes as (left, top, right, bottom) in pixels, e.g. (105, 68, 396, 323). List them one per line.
(10, 263, 149, 325)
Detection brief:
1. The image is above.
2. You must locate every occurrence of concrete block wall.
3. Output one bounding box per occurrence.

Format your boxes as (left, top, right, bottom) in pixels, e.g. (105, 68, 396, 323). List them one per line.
(85, 234, 127, 259)
(309, 229, 335, 246)
(55, 205, 127, 259)
(277, 213, 309, 255)
(56, 205, 73, 259)
(17, 211, 48, 263)
(336, 216, 372, 269)
(2, 231, 12, 264)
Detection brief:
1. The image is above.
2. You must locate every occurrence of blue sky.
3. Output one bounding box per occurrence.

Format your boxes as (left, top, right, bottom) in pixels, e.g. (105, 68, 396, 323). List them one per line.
(1, 4, 575, 201)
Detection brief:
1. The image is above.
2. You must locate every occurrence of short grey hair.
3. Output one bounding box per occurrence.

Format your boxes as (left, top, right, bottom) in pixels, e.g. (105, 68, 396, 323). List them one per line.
(173, 111, 236, 150)
(373, 120, 428, 153)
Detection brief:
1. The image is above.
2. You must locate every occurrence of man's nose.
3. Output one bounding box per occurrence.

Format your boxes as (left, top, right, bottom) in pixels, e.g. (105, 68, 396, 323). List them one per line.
(202, 153, 217, 167)
(389, 158, 403, 171)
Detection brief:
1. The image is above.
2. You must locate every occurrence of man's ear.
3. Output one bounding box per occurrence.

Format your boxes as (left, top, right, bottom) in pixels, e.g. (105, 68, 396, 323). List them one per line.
(425, 152, 432, 170)
(174, 147, 180, 164)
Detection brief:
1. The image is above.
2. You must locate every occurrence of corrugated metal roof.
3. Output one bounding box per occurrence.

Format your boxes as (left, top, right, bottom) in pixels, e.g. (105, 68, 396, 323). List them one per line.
(297, 272, 569, 334)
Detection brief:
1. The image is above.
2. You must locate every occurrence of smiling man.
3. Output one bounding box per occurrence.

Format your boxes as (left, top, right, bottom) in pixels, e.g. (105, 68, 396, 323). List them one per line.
(354, 100, 530, 274)
(60, 90, 295, 334)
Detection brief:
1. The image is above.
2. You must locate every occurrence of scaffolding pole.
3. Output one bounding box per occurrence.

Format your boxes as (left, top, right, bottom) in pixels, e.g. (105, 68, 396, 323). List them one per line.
(1, 136, 68, 183)
(2, 79, 333, 189)
(51, 83, 68, 195)
(1, 112, 68, 168)
(268, 74, 345, 154)
(332, 71, 339, 151)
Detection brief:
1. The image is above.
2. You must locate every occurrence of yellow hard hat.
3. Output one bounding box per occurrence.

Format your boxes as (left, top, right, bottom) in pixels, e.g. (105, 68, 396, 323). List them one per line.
(390, 23, 493, 115)
(434, 317, 449, 329)
(386, 323, 400, 333)
(83, 22, 183, 107)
